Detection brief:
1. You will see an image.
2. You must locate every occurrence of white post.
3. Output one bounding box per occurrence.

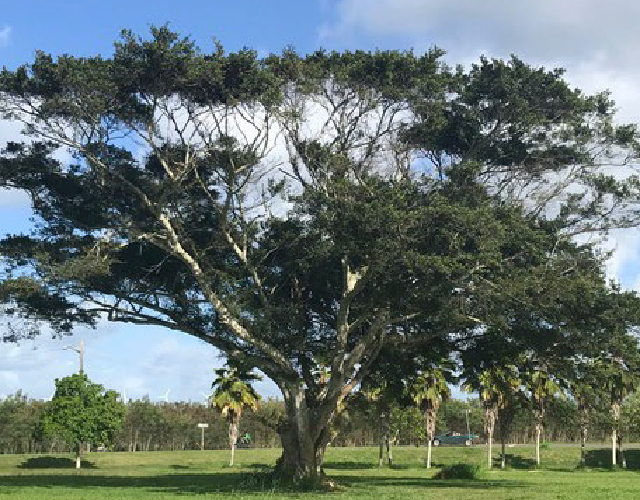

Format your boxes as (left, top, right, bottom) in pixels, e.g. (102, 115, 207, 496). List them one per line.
(197, 423, 209, 452)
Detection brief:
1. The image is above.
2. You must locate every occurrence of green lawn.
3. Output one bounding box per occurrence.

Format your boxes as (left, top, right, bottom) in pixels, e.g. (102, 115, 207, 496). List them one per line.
(1, 445, 639, 499)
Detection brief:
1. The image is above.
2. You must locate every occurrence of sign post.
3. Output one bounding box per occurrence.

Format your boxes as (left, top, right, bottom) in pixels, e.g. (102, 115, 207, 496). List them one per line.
(197, 423, 209, 451)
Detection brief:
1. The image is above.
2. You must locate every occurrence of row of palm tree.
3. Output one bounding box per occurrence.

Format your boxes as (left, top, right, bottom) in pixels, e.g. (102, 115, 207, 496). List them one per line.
(209, 358, 637, 470)
(465, 359, 636, 469)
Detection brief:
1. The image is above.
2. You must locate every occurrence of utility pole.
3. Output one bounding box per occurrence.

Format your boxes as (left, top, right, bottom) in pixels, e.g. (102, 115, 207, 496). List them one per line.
(65, 339, 84, 375)
(64, 339, 87, 453)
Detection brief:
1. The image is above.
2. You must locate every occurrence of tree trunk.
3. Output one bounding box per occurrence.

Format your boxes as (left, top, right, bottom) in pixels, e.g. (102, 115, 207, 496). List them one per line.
(580, 425, 587, 466)
(275, 386, 326, 482)
(487, 432, 493, 469)
(618, 434, 626, 469)
(229, 419, 239, 466)
(535, 424, 541, 466)
(501, 438, 506, 469)
(427, 439, 432, 469)
(379, 435, 384, 467)
(612, 402, 621, 468)
(277, 419, 322, 480)
(75, 443, 82, 470)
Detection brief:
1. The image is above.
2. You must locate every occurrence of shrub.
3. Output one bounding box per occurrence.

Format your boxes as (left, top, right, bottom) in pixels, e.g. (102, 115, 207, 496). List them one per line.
(433, 463, 481, 480)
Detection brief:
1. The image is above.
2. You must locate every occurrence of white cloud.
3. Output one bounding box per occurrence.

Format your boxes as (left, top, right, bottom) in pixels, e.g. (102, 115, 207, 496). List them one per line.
(321, 0, 640, 121)
(0, 188, 30, 209)
(0, 118, 32, 210)
(0, 26, 11, 47)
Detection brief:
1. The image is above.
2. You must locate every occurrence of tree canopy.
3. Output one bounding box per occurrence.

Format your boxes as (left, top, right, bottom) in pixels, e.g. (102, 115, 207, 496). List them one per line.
(40, 374, 124, 468)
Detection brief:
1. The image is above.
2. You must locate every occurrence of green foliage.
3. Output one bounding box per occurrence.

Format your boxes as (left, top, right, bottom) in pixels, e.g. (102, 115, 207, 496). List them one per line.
(0, 391, 46, 453)
(390, 405, 425, 444)
(210, 366, 261, 424)
(40, 374, 125, 452)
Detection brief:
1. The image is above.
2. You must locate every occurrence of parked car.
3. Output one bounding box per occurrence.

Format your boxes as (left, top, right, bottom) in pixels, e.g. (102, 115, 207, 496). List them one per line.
(432, 432, 478, 446)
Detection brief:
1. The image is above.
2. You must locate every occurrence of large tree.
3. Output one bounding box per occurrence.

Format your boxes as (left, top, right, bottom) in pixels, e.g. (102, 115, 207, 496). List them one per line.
(2, 27, 640, 481)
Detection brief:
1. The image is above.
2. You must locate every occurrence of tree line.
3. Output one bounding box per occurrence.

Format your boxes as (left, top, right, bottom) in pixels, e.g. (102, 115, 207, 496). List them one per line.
(2, 390, 639, 455)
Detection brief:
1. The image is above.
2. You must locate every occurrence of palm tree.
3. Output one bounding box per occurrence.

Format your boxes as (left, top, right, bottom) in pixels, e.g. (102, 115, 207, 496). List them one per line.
(359, 381, 395, 468)
(526, 369, 562, 466)
(603, 359, 636, 468)
(412, 368, 450, 470)
(210, 366, 261, 466)
(467, 366, 521, 469)
(570, 377, 596, 467)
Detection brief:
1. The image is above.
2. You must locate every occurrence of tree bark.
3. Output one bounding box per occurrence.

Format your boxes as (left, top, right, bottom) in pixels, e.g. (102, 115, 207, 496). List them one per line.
(580, 425, 587, 466)
(229, 420, 239, 466)
(75, 443, 81, 470)
(487, 432, 493, 469)
(275, 386, 326, 482)
(612, 402, 620, 468)
(618, 434, 626, 469)
(535, 423, 541, 466)
(501, 438, 506, 469)
(427, 439, 432, 469)
(277, 419, 322, 480)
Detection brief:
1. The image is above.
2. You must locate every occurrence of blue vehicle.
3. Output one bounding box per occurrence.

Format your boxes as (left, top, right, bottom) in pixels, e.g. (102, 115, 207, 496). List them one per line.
(432, 432, 478, 446)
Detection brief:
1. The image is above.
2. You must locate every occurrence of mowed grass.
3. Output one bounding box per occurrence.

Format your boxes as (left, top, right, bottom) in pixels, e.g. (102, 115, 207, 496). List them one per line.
(1, 444, 640, 499)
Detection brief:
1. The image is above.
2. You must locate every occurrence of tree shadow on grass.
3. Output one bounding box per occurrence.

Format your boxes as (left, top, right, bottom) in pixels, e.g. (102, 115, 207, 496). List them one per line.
(323, 461, 411, 470)
(493, 454, 537, 470)
(585, 449, 640, 470)
(323, 461, 377, 470)
(0, 471, 526, 494)
(17, 457, 97, 469)
(335, 474, 525, 490)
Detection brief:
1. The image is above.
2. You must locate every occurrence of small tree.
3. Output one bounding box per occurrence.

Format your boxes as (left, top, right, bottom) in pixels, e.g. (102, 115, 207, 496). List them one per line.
(526, 369, 562, 466)
(210, 366, 261, 466)
(466, 366, 521, 469)
(41, 374, 124, 468)
(412, 368, 450, 469)
(604, 359, 636, 468)
(568, 362, 605, 467)
(358, 381, 395, 467)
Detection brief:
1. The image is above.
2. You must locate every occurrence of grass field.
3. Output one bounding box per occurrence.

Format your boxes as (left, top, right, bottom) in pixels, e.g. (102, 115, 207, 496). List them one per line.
(1, 444, 640, 499)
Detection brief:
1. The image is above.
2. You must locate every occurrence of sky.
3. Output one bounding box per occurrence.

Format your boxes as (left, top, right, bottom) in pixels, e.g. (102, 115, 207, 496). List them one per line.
(2, 0, 640, 403)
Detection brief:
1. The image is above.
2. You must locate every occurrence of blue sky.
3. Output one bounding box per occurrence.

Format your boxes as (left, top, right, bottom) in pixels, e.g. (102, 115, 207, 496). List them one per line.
(3, 0, 640, 403)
